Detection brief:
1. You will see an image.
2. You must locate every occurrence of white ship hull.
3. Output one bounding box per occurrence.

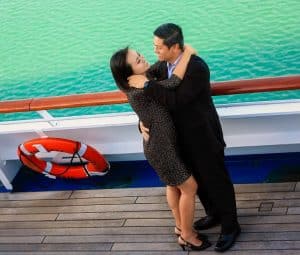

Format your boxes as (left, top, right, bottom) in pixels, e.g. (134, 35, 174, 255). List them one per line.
(1, 99, 300, 191)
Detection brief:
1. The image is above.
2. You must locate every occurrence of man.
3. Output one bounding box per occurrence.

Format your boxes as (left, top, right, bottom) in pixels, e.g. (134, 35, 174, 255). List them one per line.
(128, 23, 240, 252)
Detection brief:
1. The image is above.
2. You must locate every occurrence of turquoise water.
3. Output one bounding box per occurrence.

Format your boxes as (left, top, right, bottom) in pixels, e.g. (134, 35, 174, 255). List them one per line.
(0, 0, 299, 121)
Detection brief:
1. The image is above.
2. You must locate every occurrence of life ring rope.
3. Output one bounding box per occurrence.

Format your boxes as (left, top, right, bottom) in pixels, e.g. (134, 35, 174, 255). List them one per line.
(55, 141, 90, 178)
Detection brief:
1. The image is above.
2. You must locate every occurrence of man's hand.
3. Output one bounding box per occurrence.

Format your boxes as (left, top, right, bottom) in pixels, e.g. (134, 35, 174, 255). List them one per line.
(128, 75, 148, 88)
(139, 121, 150, 142)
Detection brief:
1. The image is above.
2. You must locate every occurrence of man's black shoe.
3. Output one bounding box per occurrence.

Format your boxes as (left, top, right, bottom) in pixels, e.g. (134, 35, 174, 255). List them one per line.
(214, 225, 241, 252)
(193, 215, 221, 230)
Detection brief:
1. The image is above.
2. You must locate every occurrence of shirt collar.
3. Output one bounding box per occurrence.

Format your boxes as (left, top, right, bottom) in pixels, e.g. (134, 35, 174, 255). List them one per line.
(167, 53, 183, 69)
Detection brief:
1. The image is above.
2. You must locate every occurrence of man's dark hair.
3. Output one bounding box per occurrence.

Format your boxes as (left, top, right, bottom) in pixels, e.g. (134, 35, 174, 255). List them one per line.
(154, 23, 184, 50)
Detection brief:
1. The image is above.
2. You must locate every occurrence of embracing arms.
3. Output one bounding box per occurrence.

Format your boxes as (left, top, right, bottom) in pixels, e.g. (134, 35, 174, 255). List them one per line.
(128, 45, 196, 89)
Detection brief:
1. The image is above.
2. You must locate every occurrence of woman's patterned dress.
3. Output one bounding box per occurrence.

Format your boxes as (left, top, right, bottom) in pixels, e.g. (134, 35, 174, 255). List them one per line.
(126, 74, 191, 186)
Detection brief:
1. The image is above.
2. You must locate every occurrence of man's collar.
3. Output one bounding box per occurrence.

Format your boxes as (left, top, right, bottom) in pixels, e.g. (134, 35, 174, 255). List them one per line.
(167, 53, 183, 68)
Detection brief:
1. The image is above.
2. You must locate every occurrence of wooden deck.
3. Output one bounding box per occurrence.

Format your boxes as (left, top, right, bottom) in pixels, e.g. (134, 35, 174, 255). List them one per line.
(0, 182, 299, 255)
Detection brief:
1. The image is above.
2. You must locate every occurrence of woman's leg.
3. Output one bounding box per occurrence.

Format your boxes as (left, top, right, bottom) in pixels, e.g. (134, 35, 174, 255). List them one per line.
(177, 175, 201, 244)
(166, 185, 181, 232)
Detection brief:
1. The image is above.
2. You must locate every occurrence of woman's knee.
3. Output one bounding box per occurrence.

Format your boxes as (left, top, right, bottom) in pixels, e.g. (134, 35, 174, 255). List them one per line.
(178, 175, 198, 195)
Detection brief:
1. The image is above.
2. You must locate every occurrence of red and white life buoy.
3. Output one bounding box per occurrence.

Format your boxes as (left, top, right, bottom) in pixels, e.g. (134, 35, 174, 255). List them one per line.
(17, 137, 110, 179)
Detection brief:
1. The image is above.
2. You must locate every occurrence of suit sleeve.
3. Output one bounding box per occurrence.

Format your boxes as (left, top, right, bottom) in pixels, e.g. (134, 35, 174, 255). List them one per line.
(144, 58, 209, 110)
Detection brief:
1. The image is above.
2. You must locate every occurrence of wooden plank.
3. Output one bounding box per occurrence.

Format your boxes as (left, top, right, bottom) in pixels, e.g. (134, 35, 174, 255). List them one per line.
(42, 231, 300, 243)
(0, 191, 72, 201)
(1, 223, 300, 237)
(0, 203, 170, 214)
(70, 183, 297, 199)
(287, 207, 300, 214)
(112, 242, 179, 251)
(0, 197, 137, 207)
(0, 252, 186, 255)
(124, 219, 174, 227)
(238, 215, 300, 224)
(236, 200, 265, 208)
(124, 214, 300, 226)
(71, 187, 165, 199)
(58, 210, 173, 221)
(0, 252, 293, 255)
(236, 191, 300, 201)
(0, 236, 44, 243)
(192, 232, 300, 242)
(125, 215, 300, 227)
(0, 227, 176, 236)
(191, 252, 300, 255)
(234, 183, 297, 193)
(233, 231, 300, 242)
(0, 214, 57, 222)
(0, 243, 112, 251)
(0, 219, 125, 229)
(295, 182, 300, 191)
(237, 207, 287, 216)
(44, 234, 176, 243)
(273, 199, 300, 207)
(0, 202, 289, 215)
(240, 223, 300, 232)
(229, 240, 300, 250)
(136, 196, 166, 204)
(0, 215, 300, 229)
(137, 192, 300, 204)
(57, 206, 287, 222)
(1, 196, 298, 211)
(112, 240, 300, 251)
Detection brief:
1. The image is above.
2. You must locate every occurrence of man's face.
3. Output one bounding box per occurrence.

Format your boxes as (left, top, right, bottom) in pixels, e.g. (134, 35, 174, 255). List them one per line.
(153, 36, 176, 62)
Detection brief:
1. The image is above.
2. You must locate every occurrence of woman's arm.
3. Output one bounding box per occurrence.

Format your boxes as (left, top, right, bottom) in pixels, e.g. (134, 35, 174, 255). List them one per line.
(172, 45, 196, 79)
(155, 45, 196, 89)
(128, 45, 196, 89)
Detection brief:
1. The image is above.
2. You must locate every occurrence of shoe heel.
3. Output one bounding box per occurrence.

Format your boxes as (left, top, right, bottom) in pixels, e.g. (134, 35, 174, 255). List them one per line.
(178, 235, 211, 251)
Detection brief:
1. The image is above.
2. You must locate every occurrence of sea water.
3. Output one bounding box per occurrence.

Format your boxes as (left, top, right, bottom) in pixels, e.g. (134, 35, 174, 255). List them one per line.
(0, 0, 299, 121)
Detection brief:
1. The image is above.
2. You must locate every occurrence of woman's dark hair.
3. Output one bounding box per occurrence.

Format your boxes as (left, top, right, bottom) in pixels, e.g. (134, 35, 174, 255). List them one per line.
(154, 23, 184, 50)
(110, 47, 133, 91)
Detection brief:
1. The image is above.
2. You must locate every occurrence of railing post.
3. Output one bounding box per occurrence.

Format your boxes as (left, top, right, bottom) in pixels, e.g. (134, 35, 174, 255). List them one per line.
(37, 110, 58, 127)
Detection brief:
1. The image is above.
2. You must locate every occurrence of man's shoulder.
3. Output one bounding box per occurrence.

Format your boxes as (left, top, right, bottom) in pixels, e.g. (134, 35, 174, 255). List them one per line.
(189, 55, 209, 71)
(190, 55, 207, 65)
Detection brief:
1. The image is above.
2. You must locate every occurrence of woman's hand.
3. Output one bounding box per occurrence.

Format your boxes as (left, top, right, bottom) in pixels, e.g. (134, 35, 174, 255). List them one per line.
(184, 44, 197, 55)
(128, 75, 148, 88)
(139, 121, 150, 142)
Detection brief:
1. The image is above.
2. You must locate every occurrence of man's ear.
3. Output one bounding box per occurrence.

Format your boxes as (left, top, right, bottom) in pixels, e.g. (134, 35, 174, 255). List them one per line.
(170, 43, 180, 51)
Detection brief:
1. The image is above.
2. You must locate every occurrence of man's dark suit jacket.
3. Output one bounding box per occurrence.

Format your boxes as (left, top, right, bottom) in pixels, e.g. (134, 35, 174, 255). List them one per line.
(145, 55, 226, 169)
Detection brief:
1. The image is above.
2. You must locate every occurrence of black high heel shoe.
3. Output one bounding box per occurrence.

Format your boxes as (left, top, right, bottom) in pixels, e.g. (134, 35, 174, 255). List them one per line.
(175, 226, 208, 241)
(178, 235, 211, 251)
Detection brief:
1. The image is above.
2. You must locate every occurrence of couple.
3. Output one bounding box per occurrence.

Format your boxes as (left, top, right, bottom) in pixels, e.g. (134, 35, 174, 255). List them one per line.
(110, 23, 240, 252)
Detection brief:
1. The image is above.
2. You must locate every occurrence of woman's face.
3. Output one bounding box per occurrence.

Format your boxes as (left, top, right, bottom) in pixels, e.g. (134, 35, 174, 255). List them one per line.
(126, 49, 150, 75)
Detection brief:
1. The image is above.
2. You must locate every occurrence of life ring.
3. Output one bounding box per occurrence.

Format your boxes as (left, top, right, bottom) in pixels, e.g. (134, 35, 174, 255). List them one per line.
(17, 137, 110, 179)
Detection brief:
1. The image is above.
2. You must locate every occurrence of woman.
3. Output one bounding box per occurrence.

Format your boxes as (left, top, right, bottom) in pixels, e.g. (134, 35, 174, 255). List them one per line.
(110, 46, 211, 251)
